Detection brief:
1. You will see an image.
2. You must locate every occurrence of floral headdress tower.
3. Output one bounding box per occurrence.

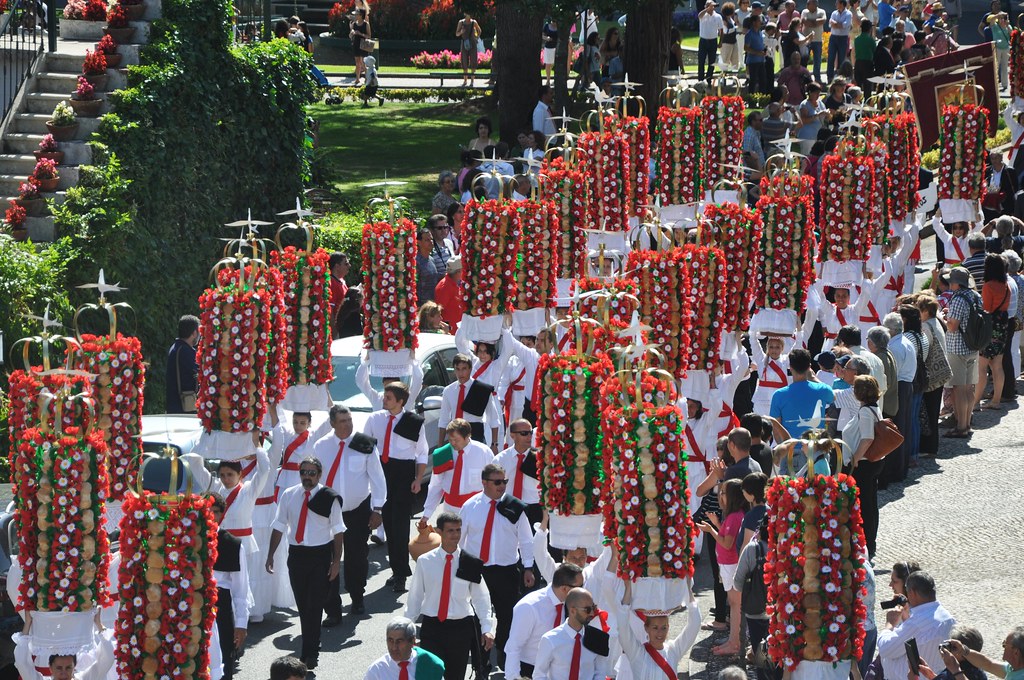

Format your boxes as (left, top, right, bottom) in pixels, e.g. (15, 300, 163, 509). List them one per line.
(654, 79, 705, 225)
(936, 74, 989, 225)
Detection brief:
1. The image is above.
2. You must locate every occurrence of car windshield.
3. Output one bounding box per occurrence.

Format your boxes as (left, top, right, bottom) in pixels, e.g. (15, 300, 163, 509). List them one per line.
(329, 355, 374, 412)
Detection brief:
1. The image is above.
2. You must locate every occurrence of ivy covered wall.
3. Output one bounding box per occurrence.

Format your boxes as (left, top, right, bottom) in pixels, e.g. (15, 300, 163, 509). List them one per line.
(55, 0, 317, 411)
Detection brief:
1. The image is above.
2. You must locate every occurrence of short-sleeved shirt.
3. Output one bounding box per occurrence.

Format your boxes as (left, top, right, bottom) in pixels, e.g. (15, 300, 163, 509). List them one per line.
(746, 29, 766, 63)
(946, 289, 980, 356)
(800, 8, 827, 41)
(700, 11, 725, 39)
(741, 505, 767, 541)
(1003, 664, 1024, 680)
(854, 32, 876, 60)
(877, 2, 895, 29)
(769, 379, 835, 438)
(725, 455, 763, 481)
(717, 511, 745, 565)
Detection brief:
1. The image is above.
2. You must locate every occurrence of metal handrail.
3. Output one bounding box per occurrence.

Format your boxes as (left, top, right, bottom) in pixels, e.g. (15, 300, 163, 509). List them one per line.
(0, 0, 56, 130)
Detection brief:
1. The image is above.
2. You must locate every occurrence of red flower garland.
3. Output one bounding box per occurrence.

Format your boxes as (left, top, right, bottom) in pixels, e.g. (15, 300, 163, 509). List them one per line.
(14, 426, 111, 612)
(7, 369, 92, 438)
(513, 199, 560, 310)
(765, 473, 868, 670)
(869, 113, 921, 224)
(115, 492, 218, 680)
(616, 115, 651, 218)
(571, 276, 640, 327)
(577, 129, 630, 231)
(269, 246, 334, 386)
(70, 333, 145, 500)
(360, 219, 420, 352)
(654, 106, 705, 205)
(699, 203, 764, 332)
(820, 150, 877, 262)
(701, 96, 745, 189)
(535, 352, 613, 516)
(627, 249, 693, 378)
(752, 191, 817, 314)
(937, 104, 989, 202)
(681, 244, 728, 370)
(196, 272, 273, 434)
(1012, 29, 1024, 100)
(538, 156, 589, 280)
(460, 199, 522, 317)
(601, 373, 696, 580)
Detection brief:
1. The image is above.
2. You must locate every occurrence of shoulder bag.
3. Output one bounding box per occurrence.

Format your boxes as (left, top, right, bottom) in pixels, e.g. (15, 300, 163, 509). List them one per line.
(923, 325, 952, 393)
(863, 406, 902, 462)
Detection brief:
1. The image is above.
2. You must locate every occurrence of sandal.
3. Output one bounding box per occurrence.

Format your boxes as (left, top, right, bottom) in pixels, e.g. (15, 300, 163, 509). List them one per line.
(943, 429, 971, 439)
(982, 402, 1004, 410)
(702, 621, 728, 631)
(713, 645, 741, 657)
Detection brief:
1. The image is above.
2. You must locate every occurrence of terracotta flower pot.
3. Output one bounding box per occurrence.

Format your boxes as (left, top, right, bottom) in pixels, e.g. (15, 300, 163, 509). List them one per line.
(34, 150, 64, 164)
(104, 26, 136, 43)
(408, 524, 441, 560)
(122, 3, 145, 20)
(69, 97, 103, 117)
(83, 72, 109, 91)
(35, 177, 59, 192)
(10, 227, 28, 241)
(45, 122, 79, 141)
(103, 52, 122, 68)
(15, 198, 47, 216)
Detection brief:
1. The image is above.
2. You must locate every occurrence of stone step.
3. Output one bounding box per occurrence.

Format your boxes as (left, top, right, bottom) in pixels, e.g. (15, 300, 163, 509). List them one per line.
(60, 19, 151, 44)
(0, 153, 48, 175)
(24, 91, 112, 115)
(10, 112, 102, 137)
(53, 38, 142, 63)
(3, 135, 92, 164)
(0, 168, 80, 194)
(25, 215, 54, 241)
(32, 69, 127, 95)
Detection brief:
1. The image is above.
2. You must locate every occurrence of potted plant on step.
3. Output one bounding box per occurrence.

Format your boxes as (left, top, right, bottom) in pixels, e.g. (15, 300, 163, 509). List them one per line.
(5, 200, 28, 241)
(95, 34, 121, 68)
(16, 178, 47, 216)
(104, 4, 135, 43)
(82, 49, 108, 90)
(69, 76, 102, 117)
(46, 101, 79, 141)
(35, 134, 64, 163)
(32, 158, 59, 192)
(119, 0, 145, 22)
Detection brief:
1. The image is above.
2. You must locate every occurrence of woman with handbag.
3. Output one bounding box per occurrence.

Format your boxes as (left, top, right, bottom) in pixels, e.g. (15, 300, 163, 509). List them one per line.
(349, 9, 371, 86)
(899, 304, 930, 466)
(916, 294, 951, 456)
(845, 375, 884, 559)
(456, 12, 481, 87)
(974, 254, 1012, 410)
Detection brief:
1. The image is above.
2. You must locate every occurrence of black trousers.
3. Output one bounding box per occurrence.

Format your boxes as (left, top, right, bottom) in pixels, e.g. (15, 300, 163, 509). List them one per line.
(326, 495, 371, 618)
(481, 564, 520, 665)
(706, 538, 728, 623)
(216, 587, 235, 680)
(383, 458, 416, 579)
(698, 37, 719, 82)
(883, 381, 913, 485)
(921, 386, 943, 455)
(853, 458, 884, 558)
(1002, 329, 1018, 400)
(420, 615, 476, 680)
(288, 543, 333, 659)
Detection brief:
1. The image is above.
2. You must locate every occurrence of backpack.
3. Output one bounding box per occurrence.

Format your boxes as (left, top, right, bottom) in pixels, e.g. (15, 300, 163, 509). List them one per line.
(741, 540, 768, 616)
(957, 289, 993, 352)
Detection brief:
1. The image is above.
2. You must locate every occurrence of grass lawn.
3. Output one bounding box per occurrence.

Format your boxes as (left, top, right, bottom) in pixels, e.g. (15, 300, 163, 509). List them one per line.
(310, 101, 493, 211)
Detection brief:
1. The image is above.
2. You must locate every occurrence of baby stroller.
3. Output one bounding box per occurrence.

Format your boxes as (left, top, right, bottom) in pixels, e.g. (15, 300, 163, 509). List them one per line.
(361, 55, 384, 107)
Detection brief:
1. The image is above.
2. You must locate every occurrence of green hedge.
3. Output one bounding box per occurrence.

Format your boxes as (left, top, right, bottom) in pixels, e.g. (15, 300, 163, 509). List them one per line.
(55, 0, 316, 412)
(323, 86, 493, 105)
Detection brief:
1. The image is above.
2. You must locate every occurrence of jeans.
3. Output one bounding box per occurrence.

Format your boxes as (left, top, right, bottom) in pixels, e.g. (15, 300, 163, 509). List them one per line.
(908, 390, 924, 465)
(809, 40, 823, 82)
(699, 37, 719, 82)
(827, 34, 849, 82)
(859, 627, 879, 677)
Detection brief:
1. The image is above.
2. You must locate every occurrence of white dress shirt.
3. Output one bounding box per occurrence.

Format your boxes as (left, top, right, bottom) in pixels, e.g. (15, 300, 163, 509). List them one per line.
(272, 482, 347, 546)
(183, 449, 270, 555)
(213, 538, 251, 628)
(615, 598, 702, 680)
(494, 445, 540, 505)
(356, 360, 424, 411)
(504, 586, 568, 679)
(404, 546, 495, 634)
(888, 333, 918, 382)
(312, 431, 388, 512)
(270, 413, 333, 495)
(532, 101, 556, 136)
(438, 378, 502, 445)
(422, 439, 494, 517)
(363, 650, 421, 680)
(877, 601, 956, 680)
(533, 621, 610, 680)
(14, 630, 114, 680)
(364, 409, 429, 465)
(458, 492, 534, 568)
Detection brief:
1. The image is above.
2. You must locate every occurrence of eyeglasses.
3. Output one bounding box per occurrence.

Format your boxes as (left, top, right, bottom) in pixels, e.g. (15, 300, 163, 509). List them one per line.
(485, 478, 508, 485)
(575, 605, 596, 613)
(299, 469, 319, 477)
(511, 430, 531, 435)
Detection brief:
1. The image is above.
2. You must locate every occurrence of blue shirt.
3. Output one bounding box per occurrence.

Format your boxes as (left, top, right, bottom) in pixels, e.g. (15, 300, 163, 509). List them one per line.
(877, 2, 895, 30)
(745, 29, 766, 64)
(769, 379, 835, 438)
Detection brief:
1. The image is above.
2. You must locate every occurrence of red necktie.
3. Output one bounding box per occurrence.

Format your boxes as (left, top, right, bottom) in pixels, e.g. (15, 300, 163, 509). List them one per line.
(295, 490, 310, 544)
(456, 383, 466, 419)
(449, 449, 465, 499)
(479, 499, 497, 562)
(398, 661, 410, 680)
(513, 453, 525, 499)
(553, 603, 563, 628)
(326, 440, 345, 488)
(569, 631, 582, 680)
(438, 553, 454, 621)
(382, 414, 395, 463)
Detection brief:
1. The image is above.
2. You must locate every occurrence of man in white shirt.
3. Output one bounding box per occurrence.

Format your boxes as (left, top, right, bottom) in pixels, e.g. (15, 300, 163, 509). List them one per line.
(437, 354, 500, 449)
(533, 587, 610, 680)
(364, 382, 428, 594)
(801, 0, 827, 81)
(364, 617, 445, 680)
(266, 457, 346, 670)
(876, 571, 956, 680)
(881, 312, 917, 486)
(502, 328, 555, 426)
(828, 0, 853, 81)
(698, 0, 725, 82)
(835, 325, 889, 396)
(313, 404, 386, 621)
(405, 512, 495, 680)
(532, 85, 556, 136)
(211, 496, 250, 680)
(422, 419, 495, 519)
(494, 419, 541, 524)
(459, 462, 536, 665)
(504, 563, 585, 680)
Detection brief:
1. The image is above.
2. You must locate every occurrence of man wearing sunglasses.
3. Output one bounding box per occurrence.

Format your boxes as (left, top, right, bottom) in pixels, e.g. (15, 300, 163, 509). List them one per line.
(533, 587, 610, 680)
(493, 420, 541, 525)
(458, 463, 536, 668)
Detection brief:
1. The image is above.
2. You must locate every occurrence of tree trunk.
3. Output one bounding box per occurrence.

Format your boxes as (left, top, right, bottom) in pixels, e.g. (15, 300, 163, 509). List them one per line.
(622, 0, 673, 120)
(494, 3, 544, 141)
(551, 10, 576, 120)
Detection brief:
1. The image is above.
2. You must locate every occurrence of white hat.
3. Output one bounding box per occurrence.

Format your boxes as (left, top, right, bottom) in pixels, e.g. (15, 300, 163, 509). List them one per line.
(446, 255, 462, 272)
(678, 370, 712, 404)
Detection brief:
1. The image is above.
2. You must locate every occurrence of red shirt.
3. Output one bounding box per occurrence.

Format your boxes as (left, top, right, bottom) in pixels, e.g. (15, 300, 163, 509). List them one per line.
(330, 276, 348, 313)
(434, 275, 465, 332)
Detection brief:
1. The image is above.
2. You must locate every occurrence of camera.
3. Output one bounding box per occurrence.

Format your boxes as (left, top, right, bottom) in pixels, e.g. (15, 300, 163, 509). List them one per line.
(880, 594, 908, 610)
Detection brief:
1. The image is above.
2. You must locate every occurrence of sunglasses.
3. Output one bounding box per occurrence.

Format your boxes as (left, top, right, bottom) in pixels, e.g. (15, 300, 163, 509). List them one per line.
(575, 605, 596, 613)
(485, 478, 508, 485)
(511, 430, 531, 435)
(299, 469, 319, 477)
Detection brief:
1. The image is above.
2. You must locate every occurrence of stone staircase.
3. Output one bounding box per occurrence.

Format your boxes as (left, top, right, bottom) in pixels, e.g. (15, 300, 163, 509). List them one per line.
(1, 1, 158, 241)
